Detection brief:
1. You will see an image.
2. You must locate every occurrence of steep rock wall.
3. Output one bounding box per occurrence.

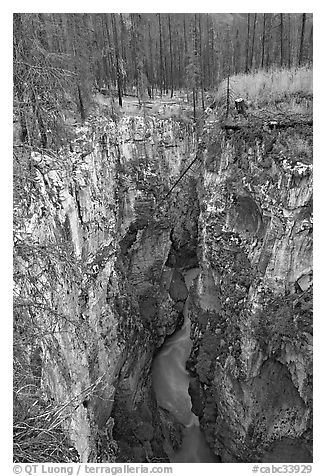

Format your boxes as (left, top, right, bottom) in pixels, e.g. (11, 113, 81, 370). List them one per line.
(14, 114, 196, 462)
(188, 121, 313, 462)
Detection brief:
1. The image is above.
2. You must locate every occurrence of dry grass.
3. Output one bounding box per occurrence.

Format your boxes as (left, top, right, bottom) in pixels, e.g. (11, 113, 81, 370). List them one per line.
(13, 354, 111, 463)
(13, 339, 77, 463)
(215, 67, 313, 111)
(13, 402, 79, 463)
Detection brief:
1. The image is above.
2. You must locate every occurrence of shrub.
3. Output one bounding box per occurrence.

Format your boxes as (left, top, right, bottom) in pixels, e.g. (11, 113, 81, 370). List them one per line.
(252, 288, 313, 355)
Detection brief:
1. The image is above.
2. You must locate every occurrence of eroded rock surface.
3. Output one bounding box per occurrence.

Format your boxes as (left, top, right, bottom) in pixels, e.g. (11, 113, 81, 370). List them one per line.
(15, 108, 312, 463)
(14, 114, 197, 462)
(187, 121, 313, 462)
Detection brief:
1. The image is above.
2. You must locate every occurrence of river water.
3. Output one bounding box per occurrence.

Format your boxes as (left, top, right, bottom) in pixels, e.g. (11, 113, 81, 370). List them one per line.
(152, 269, 219, 463)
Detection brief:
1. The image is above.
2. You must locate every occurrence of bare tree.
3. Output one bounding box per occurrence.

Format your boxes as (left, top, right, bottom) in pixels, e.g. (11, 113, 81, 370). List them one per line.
(298, 13, 306, 65)
(287, 14, 292, 68)
(265, 14, 273, 70)
(198, 14, 205, 111)
(261, 14, 266, 68)
(119, 14, 127, 94)
(158, 14, 164, 96)
(245, 13, 250, 72)
(111, 13, 123, 106)
(250, 13, 257, 70)
(148, 20, 154, 97)
(308, 23, 313, 64)
(168, 14, 174, 98)
(280, 13, 284, 67)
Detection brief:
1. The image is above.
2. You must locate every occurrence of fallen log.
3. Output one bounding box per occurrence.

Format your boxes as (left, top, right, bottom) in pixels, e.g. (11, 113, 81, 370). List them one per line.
(221, 119, 313, 131)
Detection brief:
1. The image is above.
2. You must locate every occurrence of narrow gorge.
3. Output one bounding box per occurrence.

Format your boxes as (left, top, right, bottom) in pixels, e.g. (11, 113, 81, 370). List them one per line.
(14, 95, 312, 463)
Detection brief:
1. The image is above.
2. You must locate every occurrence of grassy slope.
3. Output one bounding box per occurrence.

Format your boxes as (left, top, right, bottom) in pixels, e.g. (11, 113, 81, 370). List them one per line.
(215, 67, 313, 116)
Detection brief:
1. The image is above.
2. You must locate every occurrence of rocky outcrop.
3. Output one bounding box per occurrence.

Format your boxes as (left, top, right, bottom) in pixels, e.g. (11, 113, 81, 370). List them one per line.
(188, 119, 313, 462)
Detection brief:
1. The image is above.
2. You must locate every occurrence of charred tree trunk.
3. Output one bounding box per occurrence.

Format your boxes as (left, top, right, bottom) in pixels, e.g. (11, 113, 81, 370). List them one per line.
(226, 75, 230, 119)
(168, 14, 174, 98)
(308, 24, 313, 64)
(250, 13, 257, 70)
(164, 55, 168, 94)
(158, 13, 164, 96)
(119, 14, 127, 94)
(198, 14, 205, 111)
(298, 13, 306, 66)
(183, 14, 188, 98)
(148, 21, 154, 97)
(261, 13, 266, 68)
(234, 28, 240, 74)
(288, 14, 291, 69)
(111, 13, 123, 107)
(183, 14, 188, 64)
(245, 13, 250, 72)
(177, 41, 182, 90)
(280, 13, 284, 67)
(266, 14, 272, 70)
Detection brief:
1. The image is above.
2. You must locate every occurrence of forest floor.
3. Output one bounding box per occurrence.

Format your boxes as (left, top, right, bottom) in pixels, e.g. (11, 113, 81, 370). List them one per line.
(93, 90, 194, 122)
(89, 67, 313, 143)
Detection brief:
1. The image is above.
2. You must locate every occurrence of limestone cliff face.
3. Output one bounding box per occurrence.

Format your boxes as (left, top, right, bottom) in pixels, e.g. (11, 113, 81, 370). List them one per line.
(188, 121, 313, 462)
(14, 113, 196, 462)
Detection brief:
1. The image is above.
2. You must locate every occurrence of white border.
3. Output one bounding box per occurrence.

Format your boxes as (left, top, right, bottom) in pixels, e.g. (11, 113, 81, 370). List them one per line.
(3, 3, 324, 473)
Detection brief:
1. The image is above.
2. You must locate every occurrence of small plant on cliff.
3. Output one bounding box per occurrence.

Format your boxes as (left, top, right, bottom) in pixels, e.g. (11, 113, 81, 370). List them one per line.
(13, 338, 80, 463)
(252, 288, 312, 354)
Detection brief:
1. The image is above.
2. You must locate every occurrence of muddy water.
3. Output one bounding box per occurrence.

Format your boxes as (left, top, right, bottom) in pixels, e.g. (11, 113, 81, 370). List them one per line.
(152, 269, 219, 463)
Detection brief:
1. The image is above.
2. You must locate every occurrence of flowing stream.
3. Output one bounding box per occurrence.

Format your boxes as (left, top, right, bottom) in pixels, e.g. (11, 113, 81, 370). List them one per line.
(152, 269, 219, 463)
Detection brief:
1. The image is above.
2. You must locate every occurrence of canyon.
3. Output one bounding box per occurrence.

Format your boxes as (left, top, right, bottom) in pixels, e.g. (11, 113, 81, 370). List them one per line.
(14, 99, 313, 463)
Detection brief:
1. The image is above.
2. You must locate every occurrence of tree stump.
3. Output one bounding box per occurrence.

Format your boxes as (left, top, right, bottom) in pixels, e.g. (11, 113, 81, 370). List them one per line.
(235, 98, 247, 116)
